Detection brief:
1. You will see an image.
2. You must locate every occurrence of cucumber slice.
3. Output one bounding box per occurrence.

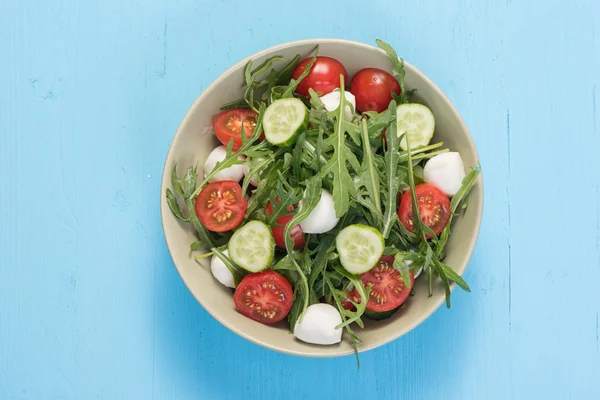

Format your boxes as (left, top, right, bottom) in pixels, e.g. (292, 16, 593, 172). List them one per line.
(228, 221, 275, 272)
(396, 103, 435, 150)
(364, 307, 399, 321)
(263, 98, 308, 146)
(335, 224, 384, 274)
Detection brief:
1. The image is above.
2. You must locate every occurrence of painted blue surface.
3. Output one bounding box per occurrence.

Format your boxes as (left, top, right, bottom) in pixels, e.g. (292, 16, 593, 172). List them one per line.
(1, 0, 599, 399)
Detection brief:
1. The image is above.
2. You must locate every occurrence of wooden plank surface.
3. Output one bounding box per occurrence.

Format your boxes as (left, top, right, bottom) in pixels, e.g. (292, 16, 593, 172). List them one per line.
(1, 0, 599, 398)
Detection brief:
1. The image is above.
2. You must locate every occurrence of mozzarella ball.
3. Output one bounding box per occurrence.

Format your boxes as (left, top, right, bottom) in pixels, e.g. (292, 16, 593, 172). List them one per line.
(319, 90, 356, 121)
(204, 146, 245, 183)
(210, 249, 235, 288)
(294, 303, 343, 345)
(423, 152, 466, 196)
(299, 189, 340, 234)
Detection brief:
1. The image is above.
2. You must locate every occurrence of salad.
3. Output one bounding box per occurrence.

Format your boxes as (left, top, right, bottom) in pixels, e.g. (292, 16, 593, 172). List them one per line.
(166, 39, 481, 356)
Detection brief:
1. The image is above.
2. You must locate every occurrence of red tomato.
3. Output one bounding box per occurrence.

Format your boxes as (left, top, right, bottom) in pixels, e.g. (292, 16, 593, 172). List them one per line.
(213, 109, 258, 151)
(350, 68, 401, 113)
(233, 270, 293, 324)
(266, 201, 305, 249)
(398, 184, 451, 237)
(292, 56, 348, 97)
(347, 256, 414, 312)
(195, 180, 247, 232)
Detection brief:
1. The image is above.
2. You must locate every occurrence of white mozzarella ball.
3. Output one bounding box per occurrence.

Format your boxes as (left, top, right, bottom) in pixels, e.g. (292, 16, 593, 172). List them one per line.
(423, 152, 466, 196)
(319, 90, 356, 121)
(204, 146, 245, 183)
(294, 304, 343, 345)
(299, 189, 340, 234)
(210, 249, 235, 288)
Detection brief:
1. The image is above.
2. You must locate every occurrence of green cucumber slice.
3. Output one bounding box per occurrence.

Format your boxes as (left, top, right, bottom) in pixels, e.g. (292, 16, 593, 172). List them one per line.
(396, 103, 435, 150)
(263, 98, 308, 146)
(364, 307, 399, 321)
(335, 224, 384, 274)
(228, 221, 275, 272)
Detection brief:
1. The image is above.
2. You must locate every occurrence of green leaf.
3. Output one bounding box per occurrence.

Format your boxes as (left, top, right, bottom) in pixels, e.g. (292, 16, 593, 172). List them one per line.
(307, 235, 336, 289)
(275, 54, 301, 86)
(190, 241, 206, 252)
(381, 100, 401, 238)
(171, 164, 184, 196)
(437, 259, 471, 292)
(265, 181, 303, 227)
(376, 39, 408, 104)
(166, 189, 188, 222)
(281, 47, 319, 98)
(283, 175, 323, 321)
(182, 166, 197, 199)
(436, 167, 481, 256)
(220, 98, 251, 110)
(325, 75, 358, 217)
(357, 117, 383, 225)
(330, 265, 369, 329)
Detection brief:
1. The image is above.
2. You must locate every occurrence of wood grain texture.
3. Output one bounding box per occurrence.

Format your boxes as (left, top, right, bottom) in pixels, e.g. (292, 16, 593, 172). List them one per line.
(1, 0, 599, 399)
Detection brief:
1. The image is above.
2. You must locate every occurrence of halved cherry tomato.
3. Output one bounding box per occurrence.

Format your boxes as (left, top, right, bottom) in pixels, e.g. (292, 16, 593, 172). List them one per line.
(266, 201, 305, 249)
(292, 56, 348, 97)
(350, 68, 401, 113)
(213, 109, 258, 151)
(398, 183, 451, 237)
(347, 255, 414, 313)
(233, 270, 293, 324)
(195, 180, 247, 232)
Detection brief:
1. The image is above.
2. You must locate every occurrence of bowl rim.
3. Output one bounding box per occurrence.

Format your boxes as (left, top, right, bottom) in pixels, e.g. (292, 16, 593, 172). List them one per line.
(160, 38, 484, 358)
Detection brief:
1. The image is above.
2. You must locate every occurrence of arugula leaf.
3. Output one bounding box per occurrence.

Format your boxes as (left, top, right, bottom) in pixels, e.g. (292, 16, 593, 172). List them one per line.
(190, 241, 206, 252)
(265, 181, 303, 227)
(357, 117, 382, 222)
(281, 47, 318, 98)
(219, 98, 251, 111)
(183, 166, 198, 199)
(243, 56, 285, 112)
(171, 163, 184, 196)
(436, 167, 481, 256)
(283, 175, 323, 322)
(245, 160, 287, 219)
(376, 39, 409, 104)
(307, 235, 336, 289)
(275, 54, 302, 86)
(322, 75, 358, 217)
(381, 100, 401, 238)
(330, 265, 369, 329)
(166, 188, 188, 222)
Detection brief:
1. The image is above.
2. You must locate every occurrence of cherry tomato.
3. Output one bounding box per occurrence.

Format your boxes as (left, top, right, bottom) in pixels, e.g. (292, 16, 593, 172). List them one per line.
(233, 270, 293, 324)
(195, 180, 247, 232)
(398, 183, 451, 237)
(350, 68, 401, 113)
(213, 109, 258, 151)
(266, 201, 305, 249)
(292, 56, 348, 97)
(347, 256, 414, 312)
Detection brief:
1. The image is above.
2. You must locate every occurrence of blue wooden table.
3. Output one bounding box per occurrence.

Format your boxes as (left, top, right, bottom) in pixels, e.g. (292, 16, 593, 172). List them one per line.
(1, 1, 599, 399)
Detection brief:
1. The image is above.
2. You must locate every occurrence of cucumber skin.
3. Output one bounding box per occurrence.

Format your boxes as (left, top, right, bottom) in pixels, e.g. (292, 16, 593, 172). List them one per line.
(364, 307, 400, 321)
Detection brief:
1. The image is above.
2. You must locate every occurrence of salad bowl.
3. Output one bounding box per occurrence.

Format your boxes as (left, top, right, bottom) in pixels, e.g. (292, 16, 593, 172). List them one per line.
(160, 38, 483, 357)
